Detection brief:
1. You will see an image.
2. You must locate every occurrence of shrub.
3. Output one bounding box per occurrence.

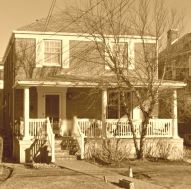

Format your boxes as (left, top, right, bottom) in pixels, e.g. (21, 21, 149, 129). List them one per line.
(85, 138, 132, 164)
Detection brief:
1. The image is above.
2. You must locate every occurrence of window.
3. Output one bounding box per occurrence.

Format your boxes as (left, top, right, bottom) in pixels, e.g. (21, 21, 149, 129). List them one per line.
(44, 40, 62, 66)
(105, 42, 128, 70)
(107, 90, 132, 119)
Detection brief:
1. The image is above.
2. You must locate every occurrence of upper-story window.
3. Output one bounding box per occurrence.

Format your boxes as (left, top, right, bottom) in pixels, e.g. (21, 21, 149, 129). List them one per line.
(105, 41, 134, 70)
(105, 43, 128, 69)
(113, 43, 128, 66)
(44, 40, 62, 66)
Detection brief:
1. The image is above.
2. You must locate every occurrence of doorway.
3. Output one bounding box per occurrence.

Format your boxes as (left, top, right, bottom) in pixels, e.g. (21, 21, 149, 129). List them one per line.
(45, 94, 60, 135)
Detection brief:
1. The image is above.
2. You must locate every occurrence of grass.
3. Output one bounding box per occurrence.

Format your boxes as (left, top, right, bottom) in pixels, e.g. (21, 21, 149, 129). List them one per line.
(103, 159, 191, 189)
(0, 163, 117, 189)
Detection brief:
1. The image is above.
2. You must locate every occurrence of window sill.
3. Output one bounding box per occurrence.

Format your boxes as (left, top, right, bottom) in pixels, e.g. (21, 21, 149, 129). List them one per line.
(42, 63, 61, 67)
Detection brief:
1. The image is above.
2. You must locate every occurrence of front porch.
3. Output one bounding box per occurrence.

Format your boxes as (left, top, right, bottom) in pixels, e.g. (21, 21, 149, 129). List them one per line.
(11, 81, 183, 163)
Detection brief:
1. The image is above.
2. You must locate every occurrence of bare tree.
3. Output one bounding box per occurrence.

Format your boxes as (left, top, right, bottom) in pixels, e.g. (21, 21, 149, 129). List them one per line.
(15, 38, 36, 79)
(61, 0, 184, 159)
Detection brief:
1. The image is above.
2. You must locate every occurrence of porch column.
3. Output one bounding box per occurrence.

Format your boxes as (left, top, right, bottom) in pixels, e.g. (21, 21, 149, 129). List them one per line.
(172, 89, 178, 138)
(102, 89, 107, 138)
(23, 87, 30, 140)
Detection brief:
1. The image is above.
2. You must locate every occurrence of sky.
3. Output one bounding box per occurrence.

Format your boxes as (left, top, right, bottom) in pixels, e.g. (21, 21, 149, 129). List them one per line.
(0, 0, 191, 59)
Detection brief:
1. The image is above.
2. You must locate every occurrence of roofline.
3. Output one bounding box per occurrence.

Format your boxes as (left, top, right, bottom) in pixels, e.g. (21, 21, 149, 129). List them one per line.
(13, 30, 157, 40)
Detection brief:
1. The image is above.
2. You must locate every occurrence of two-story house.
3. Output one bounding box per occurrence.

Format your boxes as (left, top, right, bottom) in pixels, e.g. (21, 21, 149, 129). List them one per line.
(159, 29, 191, 142)
(2, 13, 186, 163)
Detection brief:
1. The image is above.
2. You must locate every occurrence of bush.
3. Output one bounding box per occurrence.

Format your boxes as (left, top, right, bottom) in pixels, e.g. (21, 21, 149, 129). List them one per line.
(85, 138, 132, 165)
(144, 139, 173, 160)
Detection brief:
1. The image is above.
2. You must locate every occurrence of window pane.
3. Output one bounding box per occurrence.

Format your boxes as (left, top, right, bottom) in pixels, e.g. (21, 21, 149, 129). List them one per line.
(44, 40, 61, 65)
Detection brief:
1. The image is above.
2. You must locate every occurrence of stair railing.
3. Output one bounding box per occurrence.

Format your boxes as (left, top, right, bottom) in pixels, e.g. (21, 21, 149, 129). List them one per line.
(46, 117, 55, 162)
(29, 138, 47, 163)
(73, 116, 85, 159)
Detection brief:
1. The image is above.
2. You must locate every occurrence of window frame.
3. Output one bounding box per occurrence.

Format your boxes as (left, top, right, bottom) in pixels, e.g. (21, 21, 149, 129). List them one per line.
(107, 90, 132, 119)
(43, 39, 62, 67)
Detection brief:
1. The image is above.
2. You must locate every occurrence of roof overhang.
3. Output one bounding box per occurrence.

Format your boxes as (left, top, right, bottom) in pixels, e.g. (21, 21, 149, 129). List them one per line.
(14, 79, 186, 89)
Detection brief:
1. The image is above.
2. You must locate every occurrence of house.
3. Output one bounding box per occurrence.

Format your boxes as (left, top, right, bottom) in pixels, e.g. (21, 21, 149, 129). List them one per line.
(159, 29, 191, 140)
(2, 13, 186, 163)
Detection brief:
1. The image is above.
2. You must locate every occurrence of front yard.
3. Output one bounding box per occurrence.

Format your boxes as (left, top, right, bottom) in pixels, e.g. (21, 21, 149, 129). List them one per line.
(103, 160, 191, 189)
(1, 152, 191, 189)
(0, 163, 116, 189)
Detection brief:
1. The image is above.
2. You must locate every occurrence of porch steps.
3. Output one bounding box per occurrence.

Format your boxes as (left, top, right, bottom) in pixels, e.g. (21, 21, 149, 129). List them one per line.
(52, 136, 80, 161)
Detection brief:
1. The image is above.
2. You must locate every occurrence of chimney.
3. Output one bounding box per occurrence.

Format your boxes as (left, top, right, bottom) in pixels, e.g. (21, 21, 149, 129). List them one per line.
(167, 29, 178, 47)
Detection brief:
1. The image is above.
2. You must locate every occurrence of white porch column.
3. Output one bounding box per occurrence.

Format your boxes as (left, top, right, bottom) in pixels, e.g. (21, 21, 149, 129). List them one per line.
(172, 89, 179, 138)
(102, 89, 107, 138)
(23, 87, 30, 140)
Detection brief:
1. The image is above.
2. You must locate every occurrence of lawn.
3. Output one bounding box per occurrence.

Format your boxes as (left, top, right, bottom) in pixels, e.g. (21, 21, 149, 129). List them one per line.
(1, 159, 191, 189)
(105, 160, 191, 189)
(0, 163, 117, 189)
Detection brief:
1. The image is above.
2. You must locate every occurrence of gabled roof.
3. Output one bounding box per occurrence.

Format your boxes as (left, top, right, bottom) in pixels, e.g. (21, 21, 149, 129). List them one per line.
(17, 12, 83, 33)
(17, 11, 153, 37)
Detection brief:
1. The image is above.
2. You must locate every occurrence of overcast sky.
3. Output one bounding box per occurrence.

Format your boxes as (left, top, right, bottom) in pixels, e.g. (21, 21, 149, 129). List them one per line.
(0, 0, 191, 59)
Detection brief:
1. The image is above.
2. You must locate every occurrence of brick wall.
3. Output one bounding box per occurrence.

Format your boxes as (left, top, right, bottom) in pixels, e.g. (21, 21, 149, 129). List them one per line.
(66, 88, 102, 120)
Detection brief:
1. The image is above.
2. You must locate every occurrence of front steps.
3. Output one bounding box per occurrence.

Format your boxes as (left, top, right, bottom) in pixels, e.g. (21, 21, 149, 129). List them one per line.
(52, 136, 80, 161)
(27, 136, 80, 163)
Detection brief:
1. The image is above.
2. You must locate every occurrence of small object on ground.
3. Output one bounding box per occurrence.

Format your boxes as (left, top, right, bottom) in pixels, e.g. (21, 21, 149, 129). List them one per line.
(129, 166, 133, 178)
(119, 179, 134, 189)
(103, 176, 108, 183)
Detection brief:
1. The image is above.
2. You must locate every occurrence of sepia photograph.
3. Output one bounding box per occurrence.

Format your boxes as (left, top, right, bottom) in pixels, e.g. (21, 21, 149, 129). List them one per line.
(0, 0, 191, 188)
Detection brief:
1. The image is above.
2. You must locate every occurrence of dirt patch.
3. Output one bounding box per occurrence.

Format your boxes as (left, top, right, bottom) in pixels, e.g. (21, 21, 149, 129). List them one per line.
(0, 165, 13, 183)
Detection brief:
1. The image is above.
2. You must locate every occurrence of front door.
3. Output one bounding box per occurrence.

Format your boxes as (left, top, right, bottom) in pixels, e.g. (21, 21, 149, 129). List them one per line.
(45, 94, 60, 134)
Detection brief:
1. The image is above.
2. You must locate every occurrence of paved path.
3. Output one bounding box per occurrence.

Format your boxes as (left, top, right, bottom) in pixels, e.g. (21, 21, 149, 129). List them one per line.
(56, 160, 165, 189)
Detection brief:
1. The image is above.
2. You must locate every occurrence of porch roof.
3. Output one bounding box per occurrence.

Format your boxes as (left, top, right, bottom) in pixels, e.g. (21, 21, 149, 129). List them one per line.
(14, 74, 186, 89)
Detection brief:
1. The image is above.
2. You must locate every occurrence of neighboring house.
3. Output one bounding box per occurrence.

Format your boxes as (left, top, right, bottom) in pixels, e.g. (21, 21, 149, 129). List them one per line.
(2, 13, 186, 163)
(159, 29, 191, 140)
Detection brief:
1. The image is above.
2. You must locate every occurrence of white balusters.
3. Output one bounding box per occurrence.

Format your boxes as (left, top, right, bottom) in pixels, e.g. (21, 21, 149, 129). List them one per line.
(77, 118, 173, 138)
(28, 119, 47, 138)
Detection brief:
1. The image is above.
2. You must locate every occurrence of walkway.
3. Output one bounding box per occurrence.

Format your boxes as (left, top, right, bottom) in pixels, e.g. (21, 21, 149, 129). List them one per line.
(55, 160, 165, 189)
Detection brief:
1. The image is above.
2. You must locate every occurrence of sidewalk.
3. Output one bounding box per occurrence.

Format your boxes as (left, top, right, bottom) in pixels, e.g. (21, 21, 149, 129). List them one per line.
(56, 160, 165, 189)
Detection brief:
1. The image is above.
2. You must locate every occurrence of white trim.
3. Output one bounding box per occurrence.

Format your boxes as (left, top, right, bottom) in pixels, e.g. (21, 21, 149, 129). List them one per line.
(15, 80, 187, 88)
(37, 87, 67, 120)
(13, 30, 157, 40)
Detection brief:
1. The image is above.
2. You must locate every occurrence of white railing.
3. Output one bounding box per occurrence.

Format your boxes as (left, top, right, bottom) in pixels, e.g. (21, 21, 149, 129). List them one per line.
(29, 118, 47, 138)
(77, 118, 173, 138)
(106, 119, 173, 138)
(77, 119, 102, 138)
(73, 116, 85, 159)
(46, 117, 55, 163)
(147, 119, 172, 137)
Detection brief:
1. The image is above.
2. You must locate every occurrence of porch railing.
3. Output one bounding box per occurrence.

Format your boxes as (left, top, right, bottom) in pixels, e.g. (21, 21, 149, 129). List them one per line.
(13, 117, 55, 162)
(46, 118, 55, 163)
(77, 119, 102, 138)
(77, 118, 173, 138)
(73, 116, 85, 159)
(29, 119, 47, 137)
